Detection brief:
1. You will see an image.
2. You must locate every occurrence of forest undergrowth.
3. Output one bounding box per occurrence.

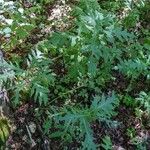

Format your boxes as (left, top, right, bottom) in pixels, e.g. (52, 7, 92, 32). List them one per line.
(0, 0, 150, 149)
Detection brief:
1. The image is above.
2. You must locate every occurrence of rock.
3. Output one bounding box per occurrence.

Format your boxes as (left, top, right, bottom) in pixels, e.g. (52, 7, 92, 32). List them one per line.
(113, 145, 125, 150)
(22, 135, 28, 142)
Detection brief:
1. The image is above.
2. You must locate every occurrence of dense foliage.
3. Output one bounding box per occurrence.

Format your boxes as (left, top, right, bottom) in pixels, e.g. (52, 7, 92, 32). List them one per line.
(0, 0, 150, 149)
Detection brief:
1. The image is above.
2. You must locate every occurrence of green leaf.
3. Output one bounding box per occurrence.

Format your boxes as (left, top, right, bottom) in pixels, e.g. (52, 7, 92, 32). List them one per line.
(43, 119, 52, 134)
(82, 119, 97, 150)
(16, 27, 28, 39)
(30, 83, 49, 105)
(50, 131, 64, 138)
(88, 56, 97, 77)
(91, 92, 119, 120)
(101, 136, 112, 150)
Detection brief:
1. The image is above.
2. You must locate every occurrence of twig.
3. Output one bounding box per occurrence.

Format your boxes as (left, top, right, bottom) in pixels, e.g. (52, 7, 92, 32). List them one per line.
(25, 124, 36, 147)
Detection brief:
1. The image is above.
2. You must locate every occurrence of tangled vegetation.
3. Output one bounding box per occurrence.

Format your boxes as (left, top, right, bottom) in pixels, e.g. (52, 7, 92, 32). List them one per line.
(0, 0, 150, 149)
